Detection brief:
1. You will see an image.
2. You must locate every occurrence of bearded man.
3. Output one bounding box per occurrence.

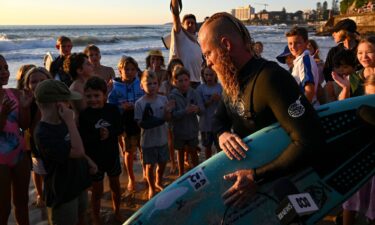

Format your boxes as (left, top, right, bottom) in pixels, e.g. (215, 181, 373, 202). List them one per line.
(198, 12, 326, 208)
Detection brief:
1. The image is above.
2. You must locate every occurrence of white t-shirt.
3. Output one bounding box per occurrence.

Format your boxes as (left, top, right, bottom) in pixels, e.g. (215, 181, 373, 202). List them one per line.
(169, 29, 203, 83)
(292, 50, 320, 106)
(134, 95, 168, 148)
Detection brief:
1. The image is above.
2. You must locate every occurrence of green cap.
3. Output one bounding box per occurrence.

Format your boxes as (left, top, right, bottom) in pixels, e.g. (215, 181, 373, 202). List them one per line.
(35, 79, 82, 103)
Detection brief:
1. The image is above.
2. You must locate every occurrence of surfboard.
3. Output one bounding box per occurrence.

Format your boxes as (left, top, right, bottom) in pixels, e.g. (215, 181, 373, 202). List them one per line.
(161, 34, 171, 50)
(123, 95, 375, 225)
(43, 52, 55, 72)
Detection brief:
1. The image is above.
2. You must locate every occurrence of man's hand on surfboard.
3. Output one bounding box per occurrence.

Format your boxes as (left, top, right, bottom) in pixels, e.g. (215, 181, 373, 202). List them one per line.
(222, 169, 257, 208)
(218, 132, 249, 160)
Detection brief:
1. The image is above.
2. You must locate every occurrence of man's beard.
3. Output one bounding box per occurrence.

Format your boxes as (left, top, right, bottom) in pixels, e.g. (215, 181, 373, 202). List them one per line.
(214, 48, 240, 104)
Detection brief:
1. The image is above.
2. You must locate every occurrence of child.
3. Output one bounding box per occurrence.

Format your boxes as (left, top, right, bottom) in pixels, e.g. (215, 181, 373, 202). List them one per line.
(196, 64, 222, 159)
(286, 27, 320, 106)
(16, 64, 36, 90)
(108, 56, 144, 192)
(159, 58, 184, 173)
(308, 39, 327, 104)
(22, 67, 53, 208)
(146, 49, 167, 84)
(64, 52, 94, 114)
(84, 44, 115, 83)
(331, 49, 357, 100)
(79, 77, 123, 224)
(333, 36, 375, 99)
(34, 79, 97, 225)
(50, 36, 73, 86)
(0, 55, 32, 225)
(134, 70, 174, 199)
(169, 66, 204, 177)
(254, 41, 264, 58)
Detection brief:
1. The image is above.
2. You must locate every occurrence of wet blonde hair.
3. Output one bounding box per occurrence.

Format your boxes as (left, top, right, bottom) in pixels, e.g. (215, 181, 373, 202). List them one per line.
(23, 67, 53, 91)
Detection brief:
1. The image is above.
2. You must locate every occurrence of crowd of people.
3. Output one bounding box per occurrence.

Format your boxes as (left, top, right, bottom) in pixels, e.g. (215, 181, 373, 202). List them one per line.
(0, 2, 374, 225)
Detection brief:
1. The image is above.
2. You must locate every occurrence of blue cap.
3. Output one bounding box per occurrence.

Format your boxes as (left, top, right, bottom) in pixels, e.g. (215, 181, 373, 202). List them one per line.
(276, 46, 291, 64)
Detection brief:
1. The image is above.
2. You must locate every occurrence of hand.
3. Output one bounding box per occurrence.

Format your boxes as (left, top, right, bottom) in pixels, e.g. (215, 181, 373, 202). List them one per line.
(121, 101, 134, 111)
(222, 169, 258, 208)
(332, 71, 350, 89)
(211, 93, 221, 102)
(165, 100, 176, 112)
(87, 158, 98, 175)
(219, 132, 248, 160)
(186, 104, 199, 114)
(99, 127, 109, 140)
(19, 90, 33, 108)
(57, 102, 74, 123)
(107, 79, 113, 93)
(1, 95, 17, 118)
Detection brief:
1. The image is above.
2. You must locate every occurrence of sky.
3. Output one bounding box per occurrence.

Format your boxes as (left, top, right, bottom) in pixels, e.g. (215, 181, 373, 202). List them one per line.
(0, 0, 329, 25)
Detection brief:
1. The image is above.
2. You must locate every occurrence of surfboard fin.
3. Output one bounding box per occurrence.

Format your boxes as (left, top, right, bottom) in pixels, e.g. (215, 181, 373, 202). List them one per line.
(357, 105, 375, 126)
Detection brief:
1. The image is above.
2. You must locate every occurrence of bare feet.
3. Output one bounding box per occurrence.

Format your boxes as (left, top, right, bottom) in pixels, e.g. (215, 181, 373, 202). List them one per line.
(155, 183, 164, 192)
(148, 188, 155, 200)
(127, 180, 135, 192)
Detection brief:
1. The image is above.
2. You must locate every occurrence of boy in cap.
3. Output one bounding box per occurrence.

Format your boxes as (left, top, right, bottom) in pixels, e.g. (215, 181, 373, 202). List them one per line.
(34, 79, 97, 225)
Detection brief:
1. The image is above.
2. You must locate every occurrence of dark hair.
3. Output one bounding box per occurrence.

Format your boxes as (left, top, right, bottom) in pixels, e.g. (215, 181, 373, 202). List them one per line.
(254, 41, 263, 47)
(0, 54, 5, 61)
(84, 76, 107, 94)
(56, 36, 72, 45)
(83, 44, 100, 55)
(167, 58, 184, 81)
(182, 14, 197, 23)
(172, 66, 190, 81)
(200, 62, 217, 84)
(286, 26, 308, 41)
(63, 53, 88, 80)
(359, 36, 375, 47)
(145, 55, 165, 68)
(333, 50, 356, 68)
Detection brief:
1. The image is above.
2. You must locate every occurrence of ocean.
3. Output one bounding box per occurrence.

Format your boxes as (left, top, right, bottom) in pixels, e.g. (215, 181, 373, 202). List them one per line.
(0, 25, 335, 88)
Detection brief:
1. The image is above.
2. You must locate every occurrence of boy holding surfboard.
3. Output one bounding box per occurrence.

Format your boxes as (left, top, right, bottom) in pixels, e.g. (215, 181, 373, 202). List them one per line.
(50, 36, 74, 87)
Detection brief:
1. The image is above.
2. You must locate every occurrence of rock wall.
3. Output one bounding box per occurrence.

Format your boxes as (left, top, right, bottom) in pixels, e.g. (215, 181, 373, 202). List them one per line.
(335, 13, 375, 34)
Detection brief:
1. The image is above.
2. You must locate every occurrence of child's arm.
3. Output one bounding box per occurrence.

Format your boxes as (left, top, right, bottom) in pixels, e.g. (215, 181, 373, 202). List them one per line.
(332, 71, 350, 100)
(57, 103, 85, 158)
(17, 89, 32, 130)
(164, 99, 175, 121)
(304, 83, 315, 103)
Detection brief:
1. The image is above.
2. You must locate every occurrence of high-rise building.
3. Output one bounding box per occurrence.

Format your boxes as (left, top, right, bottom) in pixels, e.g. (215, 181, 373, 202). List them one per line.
(231, 5, 255, 21)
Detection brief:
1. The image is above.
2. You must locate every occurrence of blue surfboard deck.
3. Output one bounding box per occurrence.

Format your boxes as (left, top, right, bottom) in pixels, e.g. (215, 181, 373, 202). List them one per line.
(124, 95, 375, 225)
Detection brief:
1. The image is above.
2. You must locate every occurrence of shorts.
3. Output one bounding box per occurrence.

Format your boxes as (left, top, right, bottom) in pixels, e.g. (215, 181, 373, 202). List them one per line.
(201, 132, 220, 149)
(91, 157, 122, 182)
(48, 191, 88, 225)
(174, 138, 199, 151)
(122, 134, 140, 153)
(142, 144, 169, 165)
(32, 157, 47, 175)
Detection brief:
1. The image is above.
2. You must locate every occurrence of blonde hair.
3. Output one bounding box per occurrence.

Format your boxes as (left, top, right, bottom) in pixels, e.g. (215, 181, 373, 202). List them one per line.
(117, 55, 139, 70)
(140, 70, 158, 83)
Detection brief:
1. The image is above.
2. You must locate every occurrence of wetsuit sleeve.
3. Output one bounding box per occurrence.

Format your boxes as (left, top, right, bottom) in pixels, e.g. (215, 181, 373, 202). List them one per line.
(212, 98, 232, 137)
(254, 67, 325, 182)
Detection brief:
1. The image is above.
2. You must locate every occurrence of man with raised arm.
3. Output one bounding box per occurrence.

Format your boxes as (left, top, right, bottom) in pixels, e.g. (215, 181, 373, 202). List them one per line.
(169, 0, 203, 89)
(198, 12, 325, 208)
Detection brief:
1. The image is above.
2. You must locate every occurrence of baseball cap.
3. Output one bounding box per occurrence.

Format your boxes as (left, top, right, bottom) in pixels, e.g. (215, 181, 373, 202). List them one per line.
(331, 19, 359, 34)
(148, 49, 163, 57)
(276, 46, 292, 64)
(35, 79, 82, 103)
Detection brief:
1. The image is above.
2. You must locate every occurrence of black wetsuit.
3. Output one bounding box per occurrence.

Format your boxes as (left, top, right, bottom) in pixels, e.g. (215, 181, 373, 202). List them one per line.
(213, 57, 325, 182)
